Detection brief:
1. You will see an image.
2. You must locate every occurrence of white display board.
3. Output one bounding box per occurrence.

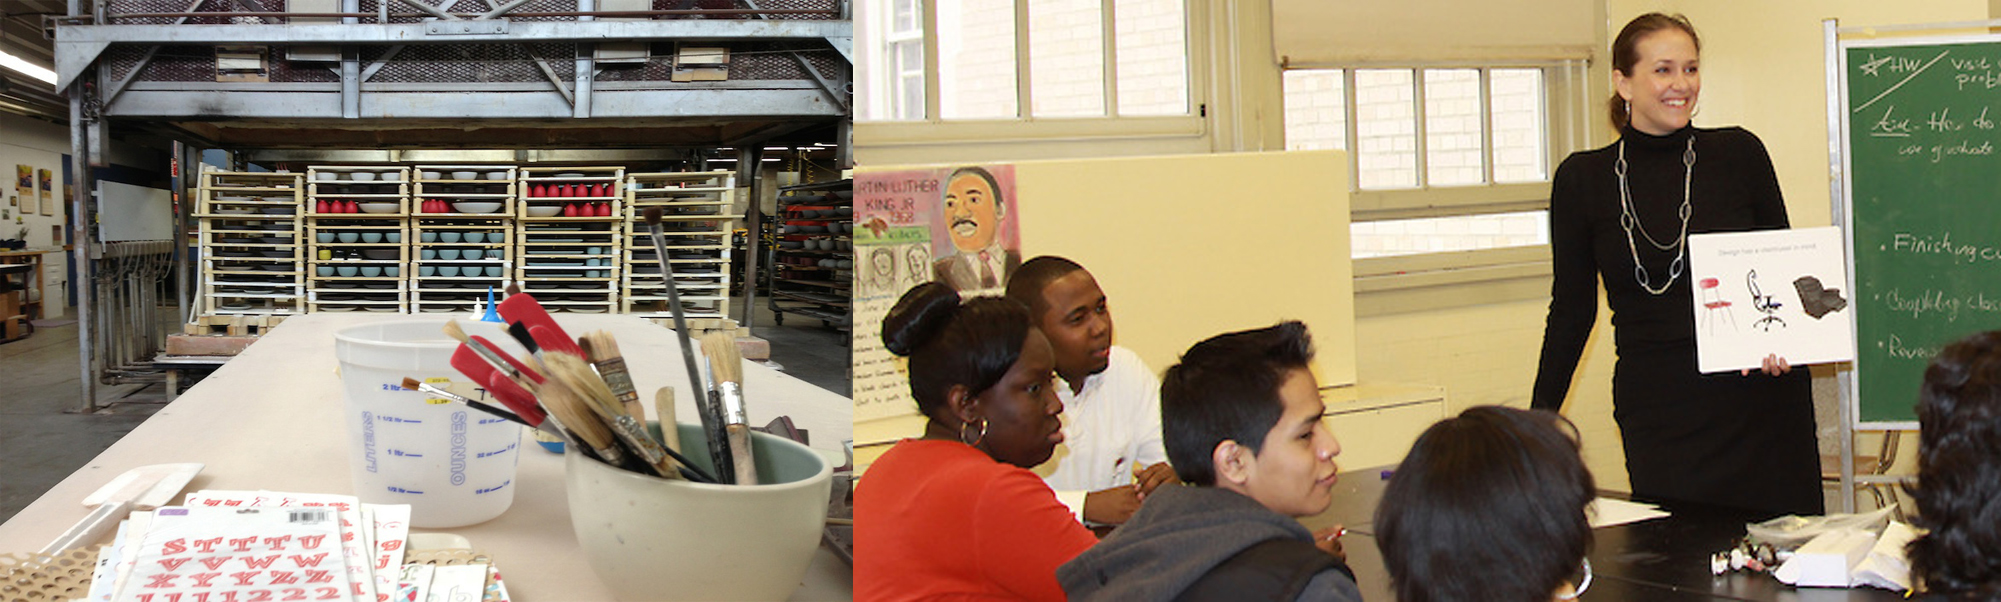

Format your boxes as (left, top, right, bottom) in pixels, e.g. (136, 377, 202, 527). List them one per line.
(1688, 226, 1856, 373)
(97, 180, 174, 242)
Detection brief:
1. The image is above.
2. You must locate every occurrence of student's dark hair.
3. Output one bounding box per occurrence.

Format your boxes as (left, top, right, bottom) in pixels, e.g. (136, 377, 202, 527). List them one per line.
(881, 282, 1033, 419)
(1375, 406, 1596, 602)
(948, 166, 1006, 208)
(1608, 12, 1700, 131)
(1004, 256, 1086, 318)
(1159, 321, 1315, 486)
(1906, 330, 2001, 598)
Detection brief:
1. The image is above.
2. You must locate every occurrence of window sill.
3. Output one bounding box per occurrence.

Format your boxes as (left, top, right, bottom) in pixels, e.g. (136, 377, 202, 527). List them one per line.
(1354, 246, 1552, 317)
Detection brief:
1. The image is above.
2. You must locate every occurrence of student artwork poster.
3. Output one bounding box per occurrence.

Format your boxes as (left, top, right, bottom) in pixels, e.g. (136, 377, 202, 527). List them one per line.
(38, 168, 52, 216)
(1687, 226, 1857, 373)
(851, 165, 1021, 421)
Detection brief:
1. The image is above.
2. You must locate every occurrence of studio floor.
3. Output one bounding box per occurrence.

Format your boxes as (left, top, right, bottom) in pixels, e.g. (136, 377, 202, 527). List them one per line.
(0, 299, 850, 524)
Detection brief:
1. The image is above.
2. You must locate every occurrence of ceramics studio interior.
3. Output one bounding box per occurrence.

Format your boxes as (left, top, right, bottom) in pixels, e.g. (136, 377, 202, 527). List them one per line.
(0, 2, 854, 601)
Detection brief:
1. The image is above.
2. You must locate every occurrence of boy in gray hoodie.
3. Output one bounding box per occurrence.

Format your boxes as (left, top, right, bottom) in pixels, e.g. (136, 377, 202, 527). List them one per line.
(1056, 321, 1362, 602)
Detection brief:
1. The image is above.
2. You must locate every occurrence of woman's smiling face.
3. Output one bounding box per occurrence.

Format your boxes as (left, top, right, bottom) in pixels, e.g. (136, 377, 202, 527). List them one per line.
(1616, 28, 1700, 136)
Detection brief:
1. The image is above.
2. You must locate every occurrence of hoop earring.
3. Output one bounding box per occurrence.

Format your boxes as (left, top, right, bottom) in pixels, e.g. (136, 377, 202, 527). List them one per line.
(960, 419, 987, 447)
(1556, 558, 1593, 600)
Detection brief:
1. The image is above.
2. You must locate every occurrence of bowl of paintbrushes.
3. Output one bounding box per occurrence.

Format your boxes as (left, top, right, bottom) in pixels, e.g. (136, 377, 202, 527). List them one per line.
(565, 422, 832, 601)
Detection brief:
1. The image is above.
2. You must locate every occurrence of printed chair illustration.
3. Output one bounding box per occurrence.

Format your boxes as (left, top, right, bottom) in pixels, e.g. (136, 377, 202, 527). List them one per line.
(1699, 277, 1736, 334)
(1747, 269, 1786, 331)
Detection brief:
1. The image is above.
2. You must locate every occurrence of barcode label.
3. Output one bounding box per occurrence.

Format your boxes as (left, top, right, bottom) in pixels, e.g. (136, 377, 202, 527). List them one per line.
(288, 509, 332, 524)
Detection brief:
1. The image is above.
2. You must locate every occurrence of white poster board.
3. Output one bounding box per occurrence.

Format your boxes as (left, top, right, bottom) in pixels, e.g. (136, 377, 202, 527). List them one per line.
(1688, 226, 1856, 373)
(97, 180, 174, 242)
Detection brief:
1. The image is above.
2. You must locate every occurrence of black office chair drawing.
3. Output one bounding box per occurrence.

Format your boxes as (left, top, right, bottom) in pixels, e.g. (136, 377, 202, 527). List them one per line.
(1748, 269, 1786, 331)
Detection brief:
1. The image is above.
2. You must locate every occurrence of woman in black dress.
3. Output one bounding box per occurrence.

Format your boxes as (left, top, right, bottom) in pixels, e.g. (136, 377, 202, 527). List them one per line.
(1530, 12, 1822, 516)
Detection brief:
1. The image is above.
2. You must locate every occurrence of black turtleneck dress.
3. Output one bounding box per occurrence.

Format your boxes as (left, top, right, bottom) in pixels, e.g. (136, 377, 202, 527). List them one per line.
(1531, 124, 1822, 516)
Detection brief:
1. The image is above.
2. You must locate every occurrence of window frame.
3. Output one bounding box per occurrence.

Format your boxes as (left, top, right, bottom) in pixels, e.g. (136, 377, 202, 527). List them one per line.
(858, 0, 1203, 129)
(1282, 59, 1597, 314)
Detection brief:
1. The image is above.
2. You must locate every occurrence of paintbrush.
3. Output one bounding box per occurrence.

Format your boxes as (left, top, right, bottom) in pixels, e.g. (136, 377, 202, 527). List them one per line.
(533, 372, 635, 471)
(581, 331, 645, 418)
(400, 377, 561, 439)
(703, 331, 757, 485)
(443, 320, 546, 384)
(654, 386, 682, 452)
(643, 206, 714, 457)
(544, 352, 685, 480)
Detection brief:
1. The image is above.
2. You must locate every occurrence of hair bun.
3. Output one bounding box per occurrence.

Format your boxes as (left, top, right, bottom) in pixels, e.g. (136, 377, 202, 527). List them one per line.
(882, 282, 961, 356)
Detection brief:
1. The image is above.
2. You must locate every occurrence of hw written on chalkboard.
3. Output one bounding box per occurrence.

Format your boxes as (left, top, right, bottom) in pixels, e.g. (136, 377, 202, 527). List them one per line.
(1843, 38, 2001, 425)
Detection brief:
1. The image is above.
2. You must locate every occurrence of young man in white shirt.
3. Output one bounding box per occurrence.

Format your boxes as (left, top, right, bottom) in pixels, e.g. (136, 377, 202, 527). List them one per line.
(1006, 256, 1178, 525)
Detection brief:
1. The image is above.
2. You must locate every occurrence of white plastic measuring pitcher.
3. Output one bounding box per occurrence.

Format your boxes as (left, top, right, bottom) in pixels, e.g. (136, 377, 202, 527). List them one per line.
(334, 320, 522, 527)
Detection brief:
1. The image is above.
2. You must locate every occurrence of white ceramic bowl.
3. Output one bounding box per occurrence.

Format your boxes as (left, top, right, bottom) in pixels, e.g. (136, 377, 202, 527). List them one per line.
(451, 171, 479, 181)
(380, 171, 402, 182)
(421, 171, 444, 180)
(356, 202, 400, 214)
(349, 172, 377, 182)
(567, 423, 831, 602)
(525, 206, 562, 217)
(313, 172, 339, 181)
(484, 171, 509, 181)
(452, 201, 504, 214)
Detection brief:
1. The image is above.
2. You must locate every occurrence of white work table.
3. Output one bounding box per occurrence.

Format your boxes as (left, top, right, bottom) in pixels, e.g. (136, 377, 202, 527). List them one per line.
(0, 313, 854, 600)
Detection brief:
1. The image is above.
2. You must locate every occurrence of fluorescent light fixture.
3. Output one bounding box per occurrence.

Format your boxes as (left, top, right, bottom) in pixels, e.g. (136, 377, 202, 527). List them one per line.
(0, 50, 57, 85)
(761, 158, 781, 162)
(708, 157, 738, 162)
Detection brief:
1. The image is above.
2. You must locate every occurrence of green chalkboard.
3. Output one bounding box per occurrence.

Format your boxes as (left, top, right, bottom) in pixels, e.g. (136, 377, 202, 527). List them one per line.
(1844, 38, 2001, 425)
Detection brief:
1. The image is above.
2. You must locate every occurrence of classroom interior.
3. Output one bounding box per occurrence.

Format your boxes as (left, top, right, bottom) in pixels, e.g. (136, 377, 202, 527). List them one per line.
(849, 0, 1993, 513)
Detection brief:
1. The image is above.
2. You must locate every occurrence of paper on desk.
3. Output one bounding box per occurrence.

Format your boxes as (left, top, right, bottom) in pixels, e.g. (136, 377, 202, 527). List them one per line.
(184, 490, 402, 602)
(110, 506, 347, 602)
(1852, 521, 1917, 592)
(1588, 497, 1671, 528)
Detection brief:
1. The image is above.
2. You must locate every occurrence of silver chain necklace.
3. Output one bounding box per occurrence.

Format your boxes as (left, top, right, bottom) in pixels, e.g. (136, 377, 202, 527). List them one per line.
(1615, 136, 1696, 295)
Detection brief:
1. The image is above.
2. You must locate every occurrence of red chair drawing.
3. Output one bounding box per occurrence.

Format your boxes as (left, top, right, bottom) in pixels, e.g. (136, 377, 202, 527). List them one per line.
(1700, 277, 1736, 334)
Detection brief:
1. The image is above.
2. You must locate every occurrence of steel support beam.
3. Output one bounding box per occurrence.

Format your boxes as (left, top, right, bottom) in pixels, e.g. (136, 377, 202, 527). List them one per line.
(736, 146, 761, 335)
(477, 0, 538, 20)
(55, 19, 851, 89)
(397, 0, 461, 21)
(340, 46, 360, 118)
(105, 87, 842, 120)
(359, 45, 405, 82)
(69, 88, 98, 412)
(240, 148, 693, 163)
(102, 0, 205, 108)
(529, 50, 575, 107)
(573, 0, 594, 119)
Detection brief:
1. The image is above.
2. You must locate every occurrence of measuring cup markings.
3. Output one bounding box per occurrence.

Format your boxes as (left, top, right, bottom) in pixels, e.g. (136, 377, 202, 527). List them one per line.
(387, 449, 424, 458)
(475, 480, 511, 495)
(386, 486, 426, 494)
(362, 411, 377, 473)
(476, 442, 518, 459)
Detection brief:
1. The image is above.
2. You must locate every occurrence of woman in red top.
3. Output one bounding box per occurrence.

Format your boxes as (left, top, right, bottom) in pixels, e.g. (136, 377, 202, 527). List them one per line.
(856, 282, 1099, 601)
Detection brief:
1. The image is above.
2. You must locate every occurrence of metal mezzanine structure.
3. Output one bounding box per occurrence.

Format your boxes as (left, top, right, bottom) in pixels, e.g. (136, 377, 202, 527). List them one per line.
(49, 0, 852, 410)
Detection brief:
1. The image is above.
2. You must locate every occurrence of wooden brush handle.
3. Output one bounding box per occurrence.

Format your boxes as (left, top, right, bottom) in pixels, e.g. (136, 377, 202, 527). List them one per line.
(727, 424, 758, 486)
(654, 386, 681, 452)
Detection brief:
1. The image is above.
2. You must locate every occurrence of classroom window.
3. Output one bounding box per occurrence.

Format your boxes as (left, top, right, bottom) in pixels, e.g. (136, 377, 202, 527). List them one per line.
(857, 0, 1194, 122)
(1284, 66, 1556, 259)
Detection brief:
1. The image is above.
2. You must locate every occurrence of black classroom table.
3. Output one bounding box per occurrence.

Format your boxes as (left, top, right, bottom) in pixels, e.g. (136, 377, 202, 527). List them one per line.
(1296, 467, 1907, 601)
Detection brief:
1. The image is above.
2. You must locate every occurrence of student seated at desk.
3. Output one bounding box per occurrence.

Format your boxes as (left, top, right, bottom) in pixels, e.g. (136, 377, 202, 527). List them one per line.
(1057, 321, 1362, 602)
(1375, 406, 1596, 602)
(855, 282, 1098, 602)
(1004, 256, 1177, 526)
(1906, 330, 2001, 600)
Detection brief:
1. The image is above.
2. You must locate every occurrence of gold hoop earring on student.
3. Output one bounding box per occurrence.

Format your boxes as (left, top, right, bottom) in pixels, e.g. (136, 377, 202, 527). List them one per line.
(961, 420, 987, 447)
(1556, 558, 1592, 600)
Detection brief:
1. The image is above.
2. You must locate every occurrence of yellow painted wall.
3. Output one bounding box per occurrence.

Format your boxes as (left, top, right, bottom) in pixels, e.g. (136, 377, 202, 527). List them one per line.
(1010, 151, 1356, 386)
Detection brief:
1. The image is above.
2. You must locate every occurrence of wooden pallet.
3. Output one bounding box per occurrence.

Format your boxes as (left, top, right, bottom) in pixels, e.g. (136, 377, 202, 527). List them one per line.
(185, 314, 290, 336)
